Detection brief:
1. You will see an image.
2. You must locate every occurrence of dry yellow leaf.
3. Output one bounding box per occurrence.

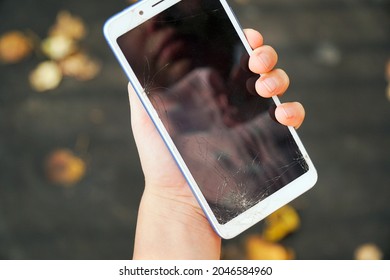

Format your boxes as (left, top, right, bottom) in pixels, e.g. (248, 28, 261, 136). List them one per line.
(262, 205, 300, 242)
(42, 35, 77, 61)
(45, 149, 86, 186)
(29, 61, 63, 92)
(0, 31, 33, 64)
(354, 243, 383, 260)
(49, 10, 86, 40)
(245, 235, 294, 260)
(60, 52, 101, 81)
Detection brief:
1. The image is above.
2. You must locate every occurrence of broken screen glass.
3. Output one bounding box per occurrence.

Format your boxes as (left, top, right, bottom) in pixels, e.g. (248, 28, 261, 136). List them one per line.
(117, 0, 309, 225)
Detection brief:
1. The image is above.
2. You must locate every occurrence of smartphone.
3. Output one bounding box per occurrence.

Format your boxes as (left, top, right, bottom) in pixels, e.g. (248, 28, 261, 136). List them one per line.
(104, 0, 317, 239)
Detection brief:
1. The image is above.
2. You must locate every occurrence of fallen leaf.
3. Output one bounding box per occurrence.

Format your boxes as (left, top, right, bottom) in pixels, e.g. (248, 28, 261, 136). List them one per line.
(245, 235, 294, 260)
(0, 31, 33, 64)
(45, 149, 86, 186)
(41, 35, 77, 61)
(262, 205, 300, 242)
(49, 10, 87, 40)
(354, 243, 383, 260)
(29, 61, 63, 92)
(59, 52, 101, 80)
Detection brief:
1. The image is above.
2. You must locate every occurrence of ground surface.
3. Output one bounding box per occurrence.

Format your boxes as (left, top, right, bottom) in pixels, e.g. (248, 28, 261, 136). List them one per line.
(0, 0, 389, 259)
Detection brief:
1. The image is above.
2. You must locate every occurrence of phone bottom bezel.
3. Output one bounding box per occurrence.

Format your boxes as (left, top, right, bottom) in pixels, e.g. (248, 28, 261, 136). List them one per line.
(207, 167, 317, 239)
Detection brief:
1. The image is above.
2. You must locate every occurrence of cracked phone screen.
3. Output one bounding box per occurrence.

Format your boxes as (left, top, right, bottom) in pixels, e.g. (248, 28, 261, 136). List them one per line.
(117, 0, 309, 225)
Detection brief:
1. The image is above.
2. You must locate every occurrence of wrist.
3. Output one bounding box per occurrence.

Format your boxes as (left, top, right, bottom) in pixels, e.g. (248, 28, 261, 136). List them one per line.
(133, 187, 221, 259)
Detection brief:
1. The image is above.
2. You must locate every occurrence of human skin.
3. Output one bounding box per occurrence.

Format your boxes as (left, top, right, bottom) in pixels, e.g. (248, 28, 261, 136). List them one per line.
(130, 29, 305, 260)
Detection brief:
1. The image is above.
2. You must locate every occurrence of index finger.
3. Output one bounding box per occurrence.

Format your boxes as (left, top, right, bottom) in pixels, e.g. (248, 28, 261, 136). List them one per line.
(244, 28, 264, 49)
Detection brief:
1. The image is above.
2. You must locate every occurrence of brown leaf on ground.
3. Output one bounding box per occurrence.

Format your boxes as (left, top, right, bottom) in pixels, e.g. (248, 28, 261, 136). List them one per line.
(0, 31, 33, 64)
(60, 52, 101, 81)
(245, 235, 295, 260)
(29, 61, 63, 92)
(44, 149, 86, 186)
(262, 205, 300, 242)
(41, 35, 77, 61)
(354, 243, 383, 260)
(49, 10, 87, 40)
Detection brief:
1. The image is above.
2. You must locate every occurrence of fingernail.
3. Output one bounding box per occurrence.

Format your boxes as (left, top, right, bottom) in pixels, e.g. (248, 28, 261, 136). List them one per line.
(261, 77, 277, 93)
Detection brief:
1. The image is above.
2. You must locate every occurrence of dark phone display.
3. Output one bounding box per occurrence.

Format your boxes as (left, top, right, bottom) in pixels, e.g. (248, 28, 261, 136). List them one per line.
(117, 0, 308, 224)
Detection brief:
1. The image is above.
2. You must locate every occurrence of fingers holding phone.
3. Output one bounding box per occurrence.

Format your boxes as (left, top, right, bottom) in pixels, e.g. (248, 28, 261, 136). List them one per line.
(244, 29, 302, 128)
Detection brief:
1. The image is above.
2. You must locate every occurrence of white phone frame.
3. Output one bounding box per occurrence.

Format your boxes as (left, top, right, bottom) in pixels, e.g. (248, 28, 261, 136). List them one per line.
(104, 0, 318, 239)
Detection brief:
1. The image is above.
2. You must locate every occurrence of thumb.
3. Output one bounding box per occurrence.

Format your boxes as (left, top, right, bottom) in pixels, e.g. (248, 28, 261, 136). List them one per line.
(128, 83, 152, 134)
(127, 83, 184, 187)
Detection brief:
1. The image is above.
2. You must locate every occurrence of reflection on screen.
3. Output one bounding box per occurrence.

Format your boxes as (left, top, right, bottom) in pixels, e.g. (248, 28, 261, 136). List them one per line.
(117, 0, 309, 224)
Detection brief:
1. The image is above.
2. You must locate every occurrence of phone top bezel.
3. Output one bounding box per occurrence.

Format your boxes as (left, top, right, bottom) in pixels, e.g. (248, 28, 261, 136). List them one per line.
(104, 0, 318, 239)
